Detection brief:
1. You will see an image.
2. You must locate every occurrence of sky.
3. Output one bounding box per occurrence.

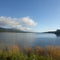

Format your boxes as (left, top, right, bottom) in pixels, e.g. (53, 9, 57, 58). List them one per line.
(0, 0, 60, 32)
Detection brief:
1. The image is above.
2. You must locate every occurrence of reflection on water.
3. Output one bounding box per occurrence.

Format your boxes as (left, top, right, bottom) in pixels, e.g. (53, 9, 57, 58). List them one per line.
(34, 33, 60, 47)
(0, 33, 60, 49)
(0, 33, 35, 49)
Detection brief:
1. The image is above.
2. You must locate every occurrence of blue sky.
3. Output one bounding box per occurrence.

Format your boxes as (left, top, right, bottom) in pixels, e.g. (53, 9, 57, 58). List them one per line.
(0, 0, 60, 32)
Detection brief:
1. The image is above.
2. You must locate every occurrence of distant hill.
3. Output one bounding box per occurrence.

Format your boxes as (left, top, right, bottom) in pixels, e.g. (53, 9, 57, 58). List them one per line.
(0, 27, 41, 33)
(1, 27, 60, 36)
(0, 27, 27, 33)
(0, 27, 42, 33)
(44, 29, 60, 36)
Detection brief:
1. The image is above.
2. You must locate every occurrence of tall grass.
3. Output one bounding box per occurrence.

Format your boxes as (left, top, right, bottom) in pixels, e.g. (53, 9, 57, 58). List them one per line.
(46, 46, 60, 60)
(0, 45, 60, 60)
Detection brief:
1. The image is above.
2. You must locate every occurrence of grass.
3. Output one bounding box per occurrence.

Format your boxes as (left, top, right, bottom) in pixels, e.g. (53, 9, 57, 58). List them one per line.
(0, 45, 60, 60)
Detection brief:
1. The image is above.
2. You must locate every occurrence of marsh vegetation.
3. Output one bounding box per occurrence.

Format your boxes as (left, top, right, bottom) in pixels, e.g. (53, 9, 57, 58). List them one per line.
(0, 45, 60, 60)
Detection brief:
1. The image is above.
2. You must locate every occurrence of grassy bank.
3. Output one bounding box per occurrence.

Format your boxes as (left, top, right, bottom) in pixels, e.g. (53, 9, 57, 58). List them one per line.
(0, 45, 60, 60)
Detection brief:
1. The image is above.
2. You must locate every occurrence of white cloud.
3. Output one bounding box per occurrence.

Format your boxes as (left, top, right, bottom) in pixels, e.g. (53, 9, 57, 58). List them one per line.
(21, 17, 37, 26)
(0, 16, 37, 31)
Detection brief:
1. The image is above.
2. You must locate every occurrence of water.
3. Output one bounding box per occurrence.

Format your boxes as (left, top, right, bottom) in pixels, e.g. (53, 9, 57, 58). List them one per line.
(0, 32, 60, 49)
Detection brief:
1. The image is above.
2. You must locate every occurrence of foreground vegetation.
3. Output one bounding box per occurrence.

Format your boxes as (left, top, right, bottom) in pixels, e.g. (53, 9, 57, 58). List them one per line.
(0, 45, 60, 60)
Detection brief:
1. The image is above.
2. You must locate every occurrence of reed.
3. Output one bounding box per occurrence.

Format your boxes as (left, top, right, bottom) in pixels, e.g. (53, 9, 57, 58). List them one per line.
(0, 45, 60, 60)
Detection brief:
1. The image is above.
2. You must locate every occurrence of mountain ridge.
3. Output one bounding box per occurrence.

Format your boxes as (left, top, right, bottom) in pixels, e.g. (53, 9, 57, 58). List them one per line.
(0, 27, 27, 33)
(44, 29, 60, 36)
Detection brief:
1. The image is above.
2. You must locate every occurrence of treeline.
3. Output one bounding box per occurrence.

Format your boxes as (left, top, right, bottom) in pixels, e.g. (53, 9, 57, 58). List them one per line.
(0, 45, 60, 60)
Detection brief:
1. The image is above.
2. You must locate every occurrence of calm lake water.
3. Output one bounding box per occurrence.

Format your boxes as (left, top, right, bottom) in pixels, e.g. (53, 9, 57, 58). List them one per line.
(0, 32, 60, 49)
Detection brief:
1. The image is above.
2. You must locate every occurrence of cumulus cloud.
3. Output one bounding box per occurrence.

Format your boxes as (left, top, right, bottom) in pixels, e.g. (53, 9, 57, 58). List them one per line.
(0, 16, 37, 31)
(21, 17, 37, 26)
